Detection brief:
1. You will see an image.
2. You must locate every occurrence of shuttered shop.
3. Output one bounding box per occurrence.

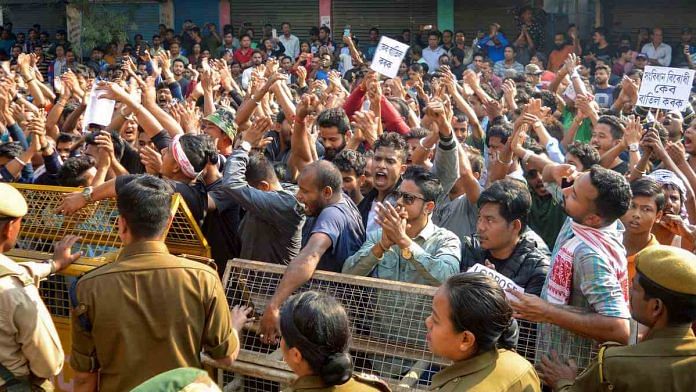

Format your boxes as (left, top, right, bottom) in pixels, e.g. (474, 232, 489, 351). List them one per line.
(229, 0, 319, 42)
(607, 0, 696, 44)
(1, 1, 66, 35)
(453, 0, 517, 40)
(174, 0, 219, 31)
(331, 0, 437, 43)
(100, 2, 160, 44)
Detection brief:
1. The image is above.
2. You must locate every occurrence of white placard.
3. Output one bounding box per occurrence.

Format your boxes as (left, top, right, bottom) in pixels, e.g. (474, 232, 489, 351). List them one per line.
(467, 263, 524, 301)
(370, 36, 409, 79)
(82, 84, 116, 132)
(637, 65, 695, 111)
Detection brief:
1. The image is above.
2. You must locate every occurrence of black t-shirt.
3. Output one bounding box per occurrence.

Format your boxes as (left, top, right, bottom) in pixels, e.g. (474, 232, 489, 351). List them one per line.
(115, 175, 207, 227)
(201, 178, 242, 275)
(612, 160, 629, 175)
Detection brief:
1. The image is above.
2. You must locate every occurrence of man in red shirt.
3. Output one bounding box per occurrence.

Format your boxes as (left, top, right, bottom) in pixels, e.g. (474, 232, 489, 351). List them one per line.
(233, 34, 253, 68)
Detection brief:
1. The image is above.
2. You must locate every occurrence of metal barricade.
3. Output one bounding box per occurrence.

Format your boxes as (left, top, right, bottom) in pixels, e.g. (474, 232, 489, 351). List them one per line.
(7, 184, 211, 392)
(219, 259, 600, 392)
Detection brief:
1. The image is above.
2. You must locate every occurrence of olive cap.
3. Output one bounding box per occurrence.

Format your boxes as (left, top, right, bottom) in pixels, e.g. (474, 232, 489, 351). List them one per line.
(635, 245, 696, 295)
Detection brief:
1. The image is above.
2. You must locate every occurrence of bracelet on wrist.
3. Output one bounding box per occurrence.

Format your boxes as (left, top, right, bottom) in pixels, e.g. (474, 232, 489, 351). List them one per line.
(496, 152, 513, 165)
(419, 137, 436, 151)
(13, 156, 27, 166)
(522, 150, 533, 165)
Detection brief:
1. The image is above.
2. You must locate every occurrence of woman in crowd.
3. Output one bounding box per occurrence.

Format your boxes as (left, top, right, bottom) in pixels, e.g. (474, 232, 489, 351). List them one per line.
(280, 291, 391, 391)
(426, 273, 541, 391)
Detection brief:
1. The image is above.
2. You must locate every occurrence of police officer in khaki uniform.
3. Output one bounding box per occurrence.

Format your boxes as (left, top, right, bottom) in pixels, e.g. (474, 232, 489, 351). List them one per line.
(0, 183, 82, 391)
(279, 291, 391, 392)
(426, 273, 540, 392)
(69, 176, 251, 392)
(540, 245, 696, 391)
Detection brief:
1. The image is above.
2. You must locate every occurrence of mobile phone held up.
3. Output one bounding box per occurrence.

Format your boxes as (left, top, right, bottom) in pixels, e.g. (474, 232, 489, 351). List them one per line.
(272, 28, 277, 40)
(343, 26, 351, 37)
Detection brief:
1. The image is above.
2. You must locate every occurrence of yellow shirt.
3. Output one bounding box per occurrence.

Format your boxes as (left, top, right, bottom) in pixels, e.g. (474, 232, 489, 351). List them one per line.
(430, 349, 541, 392)
(0, 254, 63, 386)
(626, 234, 660, 283)
(70, 241, 237, 391)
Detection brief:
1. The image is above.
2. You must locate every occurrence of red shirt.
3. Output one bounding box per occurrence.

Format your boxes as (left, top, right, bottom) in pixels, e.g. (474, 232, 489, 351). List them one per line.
(233, 48, 253, 65)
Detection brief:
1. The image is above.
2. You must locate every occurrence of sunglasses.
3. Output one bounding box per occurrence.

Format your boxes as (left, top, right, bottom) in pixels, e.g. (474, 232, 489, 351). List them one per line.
(394, 190, 426, 205)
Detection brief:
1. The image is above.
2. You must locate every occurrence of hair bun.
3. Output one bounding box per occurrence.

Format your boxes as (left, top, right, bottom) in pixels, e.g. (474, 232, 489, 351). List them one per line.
(319, 352, 352, 386)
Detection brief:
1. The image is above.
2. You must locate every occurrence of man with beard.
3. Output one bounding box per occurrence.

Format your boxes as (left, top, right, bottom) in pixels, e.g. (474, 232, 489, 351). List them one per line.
(591, 115, 628, 174)
(593, 65, 615, 109)
(332, 149, 366, 205)
(258, 160, 365, 344)
(549, 32, 577, 72)
(241, 50, 264, 90)
(541, 245, 696, 391)
(171, 59, 190, 97)
(460, 179, 549, 295)
(509, 163, 632, 370)
(621, 177, 663, 282)
(317, 107, 352, 161)
(525, 142, 600, 248)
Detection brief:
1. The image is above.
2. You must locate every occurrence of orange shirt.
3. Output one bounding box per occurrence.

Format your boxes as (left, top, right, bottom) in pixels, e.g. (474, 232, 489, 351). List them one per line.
(548, 45, 575, 73)
(626, 234, 660, 283)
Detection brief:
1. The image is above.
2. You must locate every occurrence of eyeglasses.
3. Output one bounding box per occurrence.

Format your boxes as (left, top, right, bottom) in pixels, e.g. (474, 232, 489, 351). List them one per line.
(393, 190, 426, 205)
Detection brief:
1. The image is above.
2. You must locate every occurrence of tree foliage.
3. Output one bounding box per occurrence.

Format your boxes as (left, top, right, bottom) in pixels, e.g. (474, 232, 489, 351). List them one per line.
(73, 0, 138, 54)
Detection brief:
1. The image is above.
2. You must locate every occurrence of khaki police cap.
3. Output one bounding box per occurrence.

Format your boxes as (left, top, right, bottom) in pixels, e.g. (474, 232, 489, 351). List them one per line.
(0, 183, 27, 218)
(635, 245, 696, 295)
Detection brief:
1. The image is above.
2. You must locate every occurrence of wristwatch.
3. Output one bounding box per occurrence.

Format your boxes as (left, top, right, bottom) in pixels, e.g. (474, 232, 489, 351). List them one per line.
(81, 186, 94, 203)
(628, 143, 640, 152)
(239, 141, 252, 153)
(400, 246, 413, 259)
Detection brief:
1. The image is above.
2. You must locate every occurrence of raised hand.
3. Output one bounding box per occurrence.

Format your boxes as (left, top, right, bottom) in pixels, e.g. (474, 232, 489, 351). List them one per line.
(352, 111, 379, 145)
(296, 94, 320, 120)
(241, 116, 273, 149)
(140, 145, 163, 175)
(95, 81, 131, 104)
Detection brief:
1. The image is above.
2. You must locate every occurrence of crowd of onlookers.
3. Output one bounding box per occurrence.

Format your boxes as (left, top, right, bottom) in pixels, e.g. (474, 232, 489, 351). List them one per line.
(1, 4, 696, 391)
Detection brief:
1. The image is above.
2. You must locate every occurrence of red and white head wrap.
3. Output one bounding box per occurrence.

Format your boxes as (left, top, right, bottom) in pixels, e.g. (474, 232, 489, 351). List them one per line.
(170, 134, 199, 179)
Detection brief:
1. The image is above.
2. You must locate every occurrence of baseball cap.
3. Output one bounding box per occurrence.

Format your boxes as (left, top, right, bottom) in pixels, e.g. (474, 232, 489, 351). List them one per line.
(636, 52, 649, 60)
(525, 64, 543, 75)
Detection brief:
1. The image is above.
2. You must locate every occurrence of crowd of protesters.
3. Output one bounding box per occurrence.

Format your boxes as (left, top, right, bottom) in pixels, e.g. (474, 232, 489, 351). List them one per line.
(1, 4, 696, 392)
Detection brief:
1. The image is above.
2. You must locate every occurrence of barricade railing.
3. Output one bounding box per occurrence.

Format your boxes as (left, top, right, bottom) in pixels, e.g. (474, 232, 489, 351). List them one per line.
(8, 184, 211, 392)
(218, 259, 600, 392)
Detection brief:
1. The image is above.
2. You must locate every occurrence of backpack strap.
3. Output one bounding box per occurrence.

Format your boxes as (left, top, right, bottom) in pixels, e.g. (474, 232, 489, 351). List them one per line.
(69, 276, 92, 333)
